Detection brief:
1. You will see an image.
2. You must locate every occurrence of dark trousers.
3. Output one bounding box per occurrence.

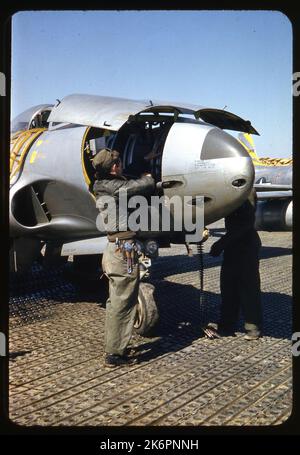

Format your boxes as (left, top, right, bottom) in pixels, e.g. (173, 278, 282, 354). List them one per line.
(219, 235, 262, 331)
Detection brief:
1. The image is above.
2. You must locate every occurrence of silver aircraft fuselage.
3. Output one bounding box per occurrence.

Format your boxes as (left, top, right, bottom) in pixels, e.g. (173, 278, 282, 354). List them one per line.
(10, 94, 257, 267)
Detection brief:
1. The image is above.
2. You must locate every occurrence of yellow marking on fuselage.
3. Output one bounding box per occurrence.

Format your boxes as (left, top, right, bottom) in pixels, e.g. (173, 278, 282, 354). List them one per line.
(29, 150, 38, 163)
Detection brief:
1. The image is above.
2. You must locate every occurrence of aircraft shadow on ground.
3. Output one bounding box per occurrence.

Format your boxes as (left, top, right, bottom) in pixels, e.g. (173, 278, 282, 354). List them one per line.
(132, 280, 292, 362)
(150, 243, 292, 281)
(9, 260, 292, 362)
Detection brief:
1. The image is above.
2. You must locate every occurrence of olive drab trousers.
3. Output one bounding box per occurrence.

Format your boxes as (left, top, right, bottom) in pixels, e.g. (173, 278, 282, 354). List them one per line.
(102, 242, 140, 356)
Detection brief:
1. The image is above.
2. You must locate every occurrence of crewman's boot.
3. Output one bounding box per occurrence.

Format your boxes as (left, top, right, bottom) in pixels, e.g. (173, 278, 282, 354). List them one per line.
(104, 354, 138, 368)
(244, 323, 261, 340)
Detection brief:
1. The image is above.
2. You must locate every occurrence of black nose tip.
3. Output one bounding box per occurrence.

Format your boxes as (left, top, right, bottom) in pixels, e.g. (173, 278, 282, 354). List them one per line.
(201, 128, 249, 160)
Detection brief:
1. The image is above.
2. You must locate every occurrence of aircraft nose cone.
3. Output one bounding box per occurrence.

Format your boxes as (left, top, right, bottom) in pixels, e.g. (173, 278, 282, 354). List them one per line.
(201, 128, 249, 160)
(198, 128, 255, 223)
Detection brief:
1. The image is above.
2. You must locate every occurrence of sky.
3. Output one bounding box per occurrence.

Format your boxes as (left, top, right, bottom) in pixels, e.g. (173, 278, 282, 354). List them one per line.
(11, 10, 292, 157)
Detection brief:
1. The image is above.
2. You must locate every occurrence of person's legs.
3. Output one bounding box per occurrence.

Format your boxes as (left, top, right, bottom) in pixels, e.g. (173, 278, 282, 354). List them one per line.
(219, 259, 240, 333)
(103, 243, 139, 357)
(239, 252, 262, 339)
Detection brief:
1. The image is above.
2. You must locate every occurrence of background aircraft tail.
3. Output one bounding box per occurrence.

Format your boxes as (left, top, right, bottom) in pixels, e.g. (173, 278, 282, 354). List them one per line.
(237, 132, 260, 164)
(237, 133, 292, 166)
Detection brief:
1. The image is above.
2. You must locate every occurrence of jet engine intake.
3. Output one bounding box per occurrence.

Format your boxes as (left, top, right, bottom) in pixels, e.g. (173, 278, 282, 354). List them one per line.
(255, 199, 292, 231)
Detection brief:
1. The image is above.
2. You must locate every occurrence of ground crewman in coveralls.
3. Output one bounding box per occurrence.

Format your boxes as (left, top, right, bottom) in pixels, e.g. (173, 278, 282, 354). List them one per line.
(92, 148, 155, 367)
(208, 189, 262, 340)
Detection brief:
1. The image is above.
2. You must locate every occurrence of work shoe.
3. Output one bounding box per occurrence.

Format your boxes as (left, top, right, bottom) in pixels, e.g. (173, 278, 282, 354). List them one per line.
(244, 329, 261, 340)
(203, 323, 235, 339)
(104, 354, 138, 368)
(203, 323, 220, 339)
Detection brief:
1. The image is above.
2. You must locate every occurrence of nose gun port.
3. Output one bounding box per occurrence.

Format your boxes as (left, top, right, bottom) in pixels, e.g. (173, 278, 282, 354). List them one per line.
(232, 178, 247, 188)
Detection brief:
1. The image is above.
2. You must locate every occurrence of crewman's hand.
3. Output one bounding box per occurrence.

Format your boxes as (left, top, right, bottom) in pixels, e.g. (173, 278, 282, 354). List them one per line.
(209, 241, 223, 257)
(141, 172, 152, 177)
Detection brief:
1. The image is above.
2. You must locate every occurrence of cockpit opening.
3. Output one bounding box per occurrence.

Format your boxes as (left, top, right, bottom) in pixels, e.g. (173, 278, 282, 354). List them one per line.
(82, 118, 173, 191)
(29, 108, 52, 129)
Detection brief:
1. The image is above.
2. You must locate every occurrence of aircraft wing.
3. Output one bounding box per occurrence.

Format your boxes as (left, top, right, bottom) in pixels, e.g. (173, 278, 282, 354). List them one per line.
(61, 236, 108, 256)
(254, 183, 292, 200)
(254, 183, 292, 192)
(256, 191, 293, 200)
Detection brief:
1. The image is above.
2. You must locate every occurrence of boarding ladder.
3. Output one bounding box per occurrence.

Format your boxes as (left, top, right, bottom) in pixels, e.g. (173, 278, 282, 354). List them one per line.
(10, 128, 46, 186)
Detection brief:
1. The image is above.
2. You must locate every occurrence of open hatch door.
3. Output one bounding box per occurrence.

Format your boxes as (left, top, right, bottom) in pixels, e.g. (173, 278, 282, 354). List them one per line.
(48, 94, 259, 135)
(48, 94, 153, 131)
(195, 108, 259, 135)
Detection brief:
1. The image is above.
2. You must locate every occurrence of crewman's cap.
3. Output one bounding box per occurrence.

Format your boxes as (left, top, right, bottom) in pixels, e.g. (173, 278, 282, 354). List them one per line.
(92, 148, 120, 172)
